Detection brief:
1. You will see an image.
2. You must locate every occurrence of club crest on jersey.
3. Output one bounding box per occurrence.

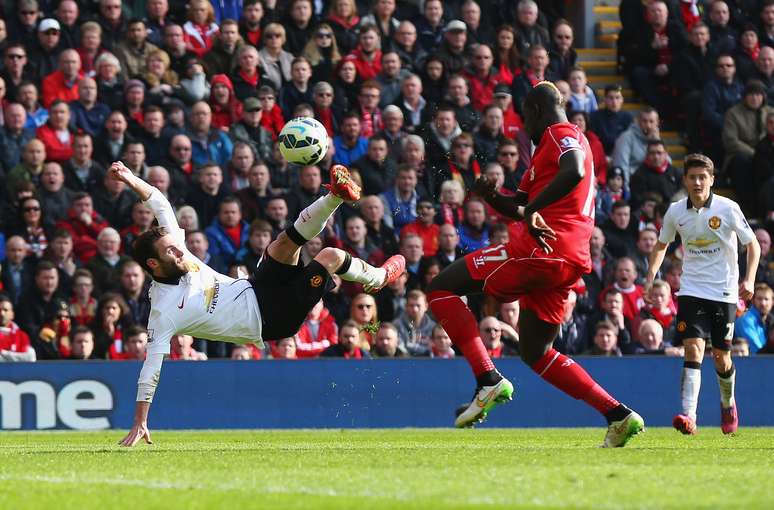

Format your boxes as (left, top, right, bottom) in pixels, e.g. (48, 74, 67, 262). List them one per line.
(708, 216, 721, 229)
(677, 321, 687, 333)
(559, 136, 581, 150)
(310, 275, 323, 288)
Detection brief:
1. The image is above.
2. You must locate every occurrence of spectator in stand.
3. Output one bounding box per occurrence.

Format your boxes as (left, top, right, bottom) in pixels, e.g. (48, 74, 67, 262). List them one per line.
(512, 0, 549, 54)
(436, 20, 469, 77)
(34, 300, 73, 359)
(93, 111, 128, 166)
(236, 162, 274, 223)
(235, 219, 273, 278)
(311, 82, 339, 138)
(478, 315, 507, 358)
(758, 328, 774, 354)
(360, 195, 399, 256)
(170, 334, 209, 360)
(68, 78, 110, 138)
(205, 196, 250, 267)
(118, 261, 149, 326)
(708, 0, 738, 54)
(333, 112, 368, 166)
(754, 112, 774, 216)
(264, 196, 291, 237)
(1, 46, 34, 107)
(64, 133, 104, 194)
(121, 141, 148, 178)
(496, 139, 525, 191)
(414, 0, 446, 53)
(399, 232, 424, 288)
(445, 74, 480, 132)
(86, 228, 131, 295)
(417, 256, 442, 292)
(372, 322, 408, 357)
(94, 52, 124, 111)
(55, 192, 109, 264)
(744, 46, 774, 105)
(0, 104, 34, 175)
(8, 197, 48, 259)
(0, 294, 37, 361)
(5, 138, 45, 199)
(612, 107, 661, 190)
(16, 261, 65, 343)
(269, 336, 296, 359)
(186, 102, 234, 167)
(735, 24, 762, 84)
(402, 199, 440, 255)
(89, 291, 133, 359)
(588, 288, 635, 353)
(352, 135, 395, 196)
(347, 24, 383, 82)
(18, 81, 48, 130)
(380, 165, 420, 232)
(0, 236, 35, 306)
(734, 283, 773, 353)
(590, 85, 634, 155)
(435, 223, 463, 269)
(379, 104, 408, 162)
(702, 53, 744, 161)
(585, 321, 622, 356)
(492, 85, 524, 142)
(568, 111, 607, 186)
(630, 140, 682, 210)
(356, 80, 383, 138)
(183, 0, 218, 59)
(92, 172, 136, 231)
(492, 25, 521, 87)
(424, 105, 462, 168)
(458, 198, 489, 253)
(68, 269, 96, 326)
(321, 319, 371, 358)
(224, 142, 255, 191)
(631, 227, 661, 285)
(41, 50, 83, 109)
(280, 57, 315, 120)
(583, 227, 613, 305)
(548, 19, 577, 81)
(429, 324, 455, 358)
(39, 163, 73, 227)
(76, 22, 105, 80)
(396, 74, 430, 134)
(325, 0, 360, 55)
(553, 289, 589, 355)
(391, 21, 425, 73)
(567, 67, 597, 113)
(66, 325, 95, 359)
(44, 229, 78, 292)
(203, 19, 243, 78)
(303, 23, 342, 86)
(511, 44, 555, 115)
(600, 257, 646, 324)
(230, 44, 261, 102)
(119, 325, 148, 361)
(376, 52, 407, 109)
(328, 215, 386, 289)
(288, 300, 337, 357)
(394, 289, 437, 355)
(115, 19, 159, 81)
(29, 19, 64, 81)
(36, 100, 73, 164)
(144, 0, 171, 46)
(634, 318, 682, 355)
(723, 80, 772, 214)
(461, 0, 491, 47)
(624, 1, 687, 114)
(634, 279, 676, 343)
(474, 106, 506, 164)
(160, 24, 196, 79)
(185, 230, 228, 274)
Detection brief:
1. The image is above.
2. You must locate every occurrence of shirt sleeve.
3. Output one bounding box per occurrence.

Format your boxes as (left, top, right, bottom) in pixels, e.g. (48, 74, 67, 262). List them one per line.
(658, 204, 678, 245)
(730, 203, 755, 245)
(146, 308, 176, 356)
(136, 309, 176, 403)
(144, 189, 185, 246)
(549, 125, 585, 158)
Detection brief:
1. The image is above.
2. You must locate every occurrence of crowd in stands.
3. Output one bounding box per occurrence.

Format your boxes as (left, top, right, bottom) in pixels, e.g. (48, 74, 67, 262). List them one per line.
(1, 0, 774, 363)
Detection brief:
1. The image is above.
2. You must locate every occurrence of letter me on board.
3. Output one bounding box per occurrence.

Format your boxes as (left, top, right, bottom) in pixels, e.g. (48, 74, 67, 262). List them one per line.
(0, 380, 113, 430)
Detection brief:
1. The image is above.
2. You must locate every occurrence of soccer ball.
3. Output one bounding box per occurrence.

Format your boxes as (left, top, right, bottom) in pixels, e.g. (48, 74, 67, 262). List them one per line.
(278, 117, 329, 166)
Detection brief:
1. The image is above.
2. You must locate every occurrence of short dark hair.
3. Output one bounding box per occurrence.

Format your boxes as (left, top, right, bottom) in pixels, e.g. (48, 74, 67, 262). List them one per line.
(132, 226, 169, 274)
(219, 195, 242, 213)
(125, 324, 148, 340)
(35, 260, 57, 276)
(647, 139, 666, 150)
(0, 294, 12, 307)
(684, 153, 714, 175)
(250, 219, 272, 235)
(127, 18, 146, 28)
(368, 134, 388, 145)
(611, 200, 630, 212)
(72, 325, 93, 339)
(72, 191, 91, 203)
(51, 228, 72, 240)
(604, 84, 623, 95)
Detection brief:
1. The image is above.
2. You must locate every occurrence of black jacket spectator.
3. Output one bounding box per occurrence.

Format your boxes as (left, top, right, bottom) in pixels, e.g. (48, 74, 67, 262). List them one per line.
(589, 109, 634, 154)
(185, 185, 230, 228)
(702, 77, 744, 133)
(629, 162, 682, 210)
(672, 44, 718, 98)
(63, 160, 106, 194)
(548, 46, 577, 81)
(0, 258, 36, 305)
(92, 186, 138, 231)
(352, 154, 397, 197)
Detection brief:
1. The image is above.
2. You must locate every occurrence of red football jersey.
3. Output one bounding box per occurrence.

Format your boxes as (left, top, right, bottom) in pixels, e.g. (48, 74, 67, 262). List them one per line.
(514, 122, 595, 271)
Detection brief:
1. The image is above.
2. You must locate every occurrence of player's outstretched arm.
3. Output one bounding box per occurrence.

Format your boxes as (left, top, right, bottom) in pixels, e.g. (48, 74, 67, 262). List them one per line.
(108, 161, 155, 201)
(472, 176, 527, 220)
(119, 351, 165, 447)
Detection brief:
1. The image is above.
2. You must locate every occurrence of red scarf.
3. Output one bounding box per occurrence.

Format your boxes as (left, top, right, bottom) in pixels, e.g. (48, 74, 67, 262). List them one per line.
(316, 107, 334, 136)
(448, 159, 481, 183)
(525, 69, 542, 86)
(646, 159, 669, 174)
(181, 162, 193, 175)
(224, 225, 242, 248)
(246, 28, 261, 47)
(440, 203, 464, 226)
(679, 1, 701, 31)
(328, 14, 360, 30)
(239, 69, 259, 87)
(343, 347, 363, 359)
(745, 42, 761, 62)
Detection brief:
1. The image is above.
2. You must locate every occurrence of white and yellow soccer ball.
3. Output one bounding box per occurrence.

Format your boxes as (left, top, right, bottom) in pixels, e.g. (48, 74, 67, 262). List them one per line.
(278, 117, 329, 166)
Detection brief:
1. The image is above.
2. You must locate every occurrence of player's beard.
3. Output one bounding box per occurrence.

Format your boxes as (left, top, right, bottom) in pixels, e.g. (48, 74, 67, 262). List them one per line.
(160, 259, 189, 280)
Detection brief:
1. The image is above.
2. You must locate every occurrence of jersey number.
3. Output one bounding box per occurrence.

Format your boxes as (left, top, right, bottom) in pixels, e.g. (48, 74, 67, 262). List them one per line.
(472, 245, 508, 268)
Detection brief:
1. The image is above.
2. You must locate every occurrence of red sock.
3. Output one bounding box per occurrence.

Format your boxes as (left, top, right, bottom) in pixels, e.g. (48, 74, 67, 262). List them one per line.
(428, 290, 494, 377)
(532, 348, 619, 415)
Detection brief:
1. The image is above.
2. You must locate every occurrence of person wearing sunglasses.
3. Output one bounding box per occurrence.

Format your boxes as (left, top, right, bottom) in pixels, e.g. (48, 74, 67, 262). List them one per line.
(547, 19, 576, 81)
(7, 0, 40, 51)
(303, 23, 342, 84)
(258, 23, 294, 91)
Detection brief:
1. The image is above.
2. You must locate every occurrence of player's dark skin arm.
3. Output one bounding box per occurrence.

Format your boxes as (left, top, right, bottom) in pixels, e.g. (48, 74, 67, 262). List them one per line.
(523, 150, 585, 218)
(472, 178, 528, 220)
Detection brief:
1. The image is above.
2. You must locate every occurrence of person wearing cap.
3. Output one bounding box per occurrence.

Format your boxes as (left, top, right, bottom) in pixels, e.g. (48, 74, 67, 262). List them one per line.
(29, 18, 63, 80)
(123, 79, 146, 127)
(595, 167, 629, 225)
(436, 20, 469, 76)
(414, 0, 446, 53)
(41, 49, 84, 108)
(229, 96, 273, 163)
(722, 79, 773, 214)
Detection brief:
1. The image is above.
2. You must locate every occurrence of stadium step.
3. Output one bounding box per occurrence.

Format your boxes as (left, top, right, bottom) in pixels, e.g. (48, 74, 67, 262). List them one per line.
(592, 6, 620, 22)
(580, 60, 618, 75)
(577, 48, 617, 62)
(597, 20, 623, 36)
(587, 74, 627, 88)
(596, 33, 619, 48)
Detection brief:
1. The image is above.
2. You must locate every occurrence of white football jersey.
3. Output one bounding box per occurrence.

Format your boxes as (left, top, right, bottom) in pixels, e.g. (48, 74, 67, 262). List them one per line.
(659, 193, 755, 304)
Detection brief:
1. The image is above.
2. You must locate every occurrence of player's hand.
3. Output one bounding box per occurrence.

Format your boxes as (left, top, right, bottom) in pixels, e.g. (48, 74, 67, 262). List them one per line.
(642, 278, 654, 304)
(109, 161, 133, 183)
(472, 175, 498, 200)
(739, 279, 754, 301)
(119, 421, 153, 447)
(523, 209, 556, 254)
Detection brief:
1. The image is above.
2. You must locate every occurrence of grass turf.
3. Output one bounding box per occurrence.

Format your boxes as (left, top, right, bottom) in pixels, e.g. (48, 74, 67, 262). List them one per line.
(1, 428, 773, 510)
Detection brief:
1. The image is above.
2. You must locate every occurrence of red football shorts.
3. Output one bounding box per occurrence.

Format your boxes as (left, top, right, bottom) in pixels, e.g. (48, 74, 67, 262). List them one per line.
(464, 241, 584, 325)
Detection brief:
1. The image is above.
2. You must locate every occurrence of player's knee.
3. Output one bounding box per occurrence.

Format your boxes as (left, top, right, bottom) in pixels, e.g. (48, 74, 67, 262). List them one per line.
(314, 247, 345, 273)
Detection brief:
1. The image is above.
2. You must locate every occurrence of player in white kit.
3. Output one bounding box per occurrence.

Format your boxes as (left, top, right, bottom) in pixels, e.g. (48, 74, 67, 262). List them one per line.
(110, 161, 405, 446)
(646, 154, 759, 435)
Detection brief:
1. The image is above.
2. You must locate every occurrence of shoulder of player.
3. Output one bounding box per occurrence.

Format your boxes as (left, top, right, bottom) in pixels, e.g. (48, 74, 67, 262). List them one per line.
(711, 194, 742, 213)
(663, 197, 688, 217)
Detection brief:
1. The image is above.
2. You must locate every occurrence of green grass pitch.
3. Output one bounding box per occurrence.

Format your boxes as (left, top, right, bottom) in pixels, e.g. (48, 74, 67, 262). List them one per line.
(1, 428, 773, 510)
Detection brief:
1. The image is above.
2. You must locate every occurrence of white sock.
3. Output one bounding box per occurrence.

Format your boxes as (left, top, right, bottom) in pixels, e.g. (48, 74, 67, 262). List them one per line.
(293, 194, 343, 241)
(681, 363, 702, 421)
(339, 258, 386, 288)
(716, 366, 736, 408)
